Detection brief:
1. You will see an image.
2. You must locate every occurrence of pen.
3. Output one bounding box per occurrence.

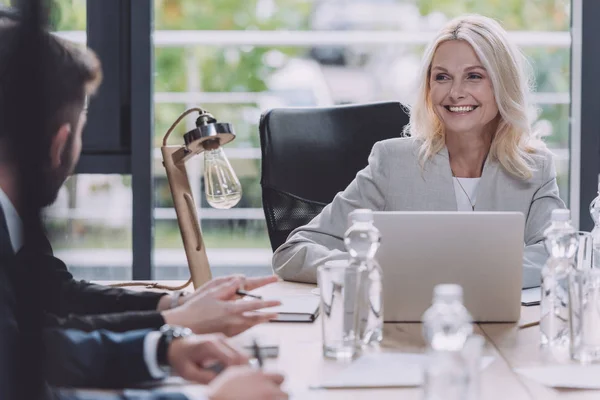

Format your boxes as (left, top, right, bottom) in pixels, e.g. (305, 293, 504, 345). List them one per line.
(252, 339, 263, 369)
(518, 320, 540, 330)
(236, 289, 263, 299)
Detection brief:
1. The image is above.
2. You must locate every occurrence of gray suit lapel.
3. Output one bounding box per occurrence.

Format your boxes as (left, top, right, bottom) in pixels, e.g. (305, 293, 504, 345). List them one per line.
(432, 147, 458, 211)
(434, 147, 500, 212)
(473, 157, 499, 211)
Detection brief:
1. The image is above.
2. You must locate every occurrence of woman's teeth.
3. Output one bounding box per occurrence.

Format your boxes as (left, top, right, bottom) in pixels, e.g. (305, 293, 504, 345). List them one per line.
(448, 106, 476, 113)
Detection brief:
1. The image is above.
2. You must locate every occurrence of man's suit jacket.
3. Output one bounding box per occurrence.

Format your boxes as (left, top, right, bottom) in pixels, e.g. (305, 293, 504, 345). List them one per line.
(0, 241, 187, 399)
(44, 327, 155, 388)
(0, 202, 168, 332)
(21, 249, 167, 332)
(273, 137, 565, 288)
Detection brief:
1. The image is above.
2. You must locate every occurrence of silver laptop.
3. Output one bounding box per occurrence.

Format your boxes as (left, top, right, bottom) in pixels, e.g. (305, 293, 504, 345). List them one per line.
(372, 211, 524, 323)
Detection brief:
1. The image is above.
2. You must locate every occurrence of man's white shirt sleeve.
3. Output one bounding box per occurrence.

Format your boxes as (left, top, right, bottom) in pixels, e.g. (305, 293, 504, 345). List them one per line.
(142, 335, 205, 400)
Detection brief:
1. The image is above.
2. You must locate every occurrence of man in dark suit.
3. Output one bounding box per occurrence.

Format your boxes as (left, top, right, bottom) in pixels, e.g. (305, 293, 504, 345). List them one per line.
(1, 207, 286, 399)
(0, 9, 280, 337)
(0, 6, 288, 399)
(1, 247, 287, 400)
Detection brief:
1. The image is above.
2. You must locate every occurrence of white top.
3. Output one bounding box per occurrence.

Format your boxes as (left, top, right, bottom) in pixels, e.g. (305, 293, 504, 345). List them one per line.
(452, 177, 480, 212)
(0, 186, 169, 382)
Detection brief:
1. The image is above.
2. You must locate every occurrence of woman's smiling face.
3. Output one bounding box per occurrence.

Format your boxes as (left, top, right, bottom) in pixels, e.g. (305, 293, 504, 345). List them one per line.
(429, 40, 499, 137)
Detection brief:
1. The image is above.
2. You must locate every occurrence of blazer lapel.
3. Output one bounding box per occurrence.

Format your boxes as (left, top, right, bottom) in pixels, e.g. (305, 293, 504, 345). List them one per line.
(433, 147, 458, 211)
(473, 156, 499, 211)
(433, 147, 500, 212)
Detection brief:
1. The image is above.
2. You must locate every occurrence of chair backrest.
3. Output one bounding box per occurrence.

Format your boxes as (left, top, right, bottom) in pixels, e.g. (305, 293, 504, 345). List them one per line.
(259, 101, 410, 252)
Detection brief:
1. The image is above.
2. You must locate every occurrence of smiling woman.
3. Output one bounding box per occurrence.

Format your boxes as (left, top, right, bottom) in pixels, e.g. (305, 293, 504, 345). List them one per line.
(408, 15, 542, 182)
(272, 14, 566, 290)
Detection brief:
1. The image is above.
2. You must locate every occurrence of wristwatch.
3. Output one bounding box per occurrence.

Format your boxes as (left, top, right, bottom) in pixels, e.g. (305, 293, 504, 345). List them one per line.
(156, 324, 193, 367)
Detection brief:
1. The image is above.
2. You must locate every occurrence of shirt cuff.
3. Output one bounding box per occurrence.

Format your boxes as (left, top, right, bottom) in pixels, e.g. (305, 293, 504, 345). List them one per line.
(144, 331, 169, 379)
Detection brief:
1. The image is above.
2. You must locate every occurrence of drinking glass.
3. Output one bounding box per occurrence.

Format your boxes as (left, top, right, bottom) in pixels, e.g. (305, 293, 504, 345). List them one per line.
(569, 268, 600, 363)
(317, 262, 361, 359)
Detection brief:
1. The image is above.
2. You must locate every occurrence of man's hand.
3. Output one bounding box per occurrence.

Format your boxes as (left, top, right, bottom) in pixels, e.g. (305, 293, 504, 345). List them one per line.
(207, 366, 288, 400)
(189, 275, 280, 302)
(157, 275, 279, 312)
(162, 280, 280, 336)
(167, 333, 248, 384)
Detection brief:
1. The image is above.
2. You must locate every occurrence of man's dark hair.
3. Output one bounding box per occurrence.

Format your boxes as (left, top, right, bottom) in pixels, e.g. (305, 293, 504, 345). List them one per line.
(0, 14, 102, 149)
(0, 10, 102, 208)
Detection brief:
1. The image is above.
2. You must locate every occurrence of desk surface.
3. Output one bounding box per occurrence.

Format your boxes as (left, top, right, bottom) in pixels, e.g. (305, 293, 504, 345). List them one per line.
(93, 280, 600, 400)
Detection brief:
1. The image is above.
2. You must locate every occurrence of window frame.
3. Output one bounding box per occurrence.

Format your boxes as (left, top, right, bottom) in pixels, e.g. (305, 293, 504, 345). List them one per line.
(571, 0, 600, 231)
(82, 0, 154, 279)
(79, 0, 598, 280)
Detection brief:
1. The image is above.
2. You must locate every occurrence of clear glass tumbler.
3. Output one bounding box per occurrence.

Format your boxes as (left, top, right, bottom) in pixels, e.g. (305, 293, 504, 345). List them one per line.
(569, 268, 600, 363)
(317, 262, 361, 360)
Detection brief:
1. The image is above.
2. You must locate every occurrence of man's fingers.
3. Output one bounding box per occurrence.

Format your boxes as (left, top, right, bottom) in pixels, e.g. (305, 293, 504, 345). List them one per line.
(178, 362, 217, 384)
(238, 313, 278, 334)
(222, 313, 277, 336)
(231, 299, 281, 313)
(217, 339, 249, 365)
(263, 372, 285, 385)
(243, 275, 279, 291)
(197, 339, 240, 367)
(208, 278, 243, 300)
(241, 312, 278, 323)
(198, 275, 240, 292)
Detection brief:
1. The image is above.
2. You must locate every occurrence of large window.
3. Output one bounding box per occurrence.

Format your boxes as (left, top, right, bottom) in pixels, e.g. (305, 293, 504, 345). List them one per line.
(151, 0, 572, 279)
(46, 175, 133, 280)
(39, 0, 600, 281)
(42, 1, 137, 280)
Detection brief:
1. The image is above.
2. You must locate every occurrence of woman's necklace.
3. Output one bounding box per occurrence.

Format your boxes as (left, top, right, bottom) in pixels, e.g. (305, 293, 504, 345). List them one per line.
(449, 155, 487, 211)
(451, 171, 476, 211)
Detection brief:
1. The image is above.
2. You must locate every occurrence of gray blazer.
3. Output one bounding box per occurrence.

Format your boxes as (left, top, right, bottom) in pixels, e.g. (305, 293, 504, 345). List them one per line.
(272, 137, 566, 289)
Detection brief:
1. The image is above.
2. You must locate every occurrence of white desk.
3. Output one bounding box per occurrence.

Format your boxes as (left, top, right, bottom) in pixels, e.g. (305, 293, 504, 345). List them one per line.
(87, 280, 600, 400)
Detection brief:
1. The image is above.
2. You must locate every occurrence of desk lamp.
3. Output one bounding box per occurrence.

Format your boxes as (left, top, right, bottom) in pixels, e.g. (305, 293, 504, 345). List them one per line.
(161, 107, 242, 289)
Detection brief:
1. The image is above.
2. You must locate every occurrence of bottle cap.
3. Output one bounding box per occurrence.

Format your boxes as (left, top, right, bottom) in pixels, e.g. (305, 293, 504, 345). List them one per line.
(433, 284, 463, 302)
(551, 208, 570, 222)
(349, 209, 374, 223)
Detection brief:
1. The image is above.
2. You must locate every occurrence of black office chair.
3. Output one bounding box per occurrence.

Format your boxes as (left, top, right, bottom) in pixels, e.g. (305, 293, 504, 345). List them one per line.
(259, 101, 410, 252)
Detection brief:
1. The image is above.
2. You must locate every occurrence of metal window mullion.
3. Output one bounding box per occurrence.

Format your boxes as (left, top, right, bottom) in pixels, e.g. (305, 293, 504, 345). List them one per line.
(130, 0, 154, 280)
(574, 0, 600, 231)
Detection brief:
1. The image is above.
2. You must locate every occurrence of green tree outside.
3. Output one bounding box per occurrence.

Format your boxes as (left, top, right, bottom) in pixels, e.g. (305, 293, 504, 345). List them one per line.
(45, 0, 573, 251)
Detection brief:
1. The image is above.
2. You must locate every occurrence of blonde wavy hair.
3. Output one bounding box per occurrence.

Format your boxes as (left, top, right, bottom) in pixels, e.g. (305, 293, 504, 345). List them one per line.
(402, 14, 545, 180)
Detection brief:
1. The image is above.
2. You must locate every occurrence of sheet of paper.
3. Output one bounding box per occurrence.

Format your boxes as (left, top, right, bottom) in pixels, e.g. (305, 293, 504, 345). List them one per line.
(516, 364, 600, 389)
(312, 352, 494, 389)
(521, 287, 541, 306)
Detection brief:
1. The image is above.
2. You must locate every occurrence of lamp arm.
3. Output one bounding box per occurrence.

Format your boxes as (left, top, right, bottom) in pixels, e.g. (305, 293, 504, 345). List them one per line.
(109, 107, 212, 292)
(162, 107, 206, 146)
(161, 107, 214, 288)
(162, 146, 212, 288)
